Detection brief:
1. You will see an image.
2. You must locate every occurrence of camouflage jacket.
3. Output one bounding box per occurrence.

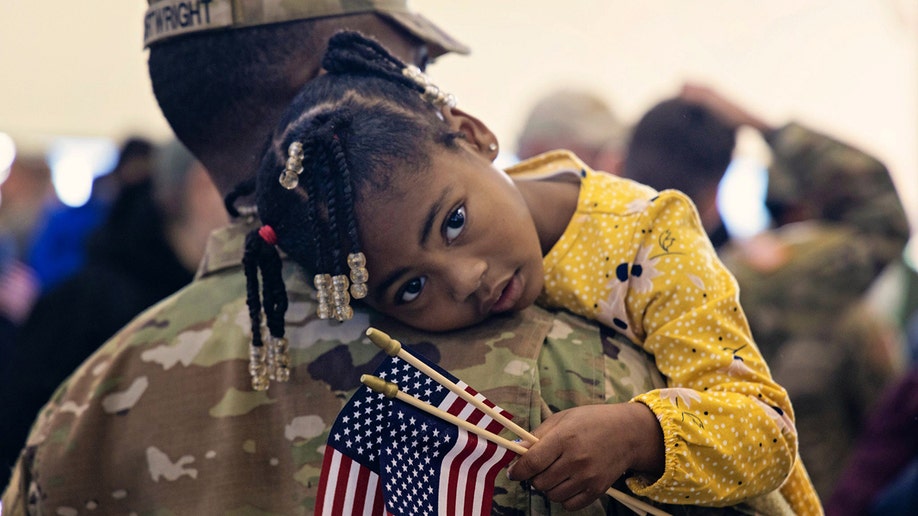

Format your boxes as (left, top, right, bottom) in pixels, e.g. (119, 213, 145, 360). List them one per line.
(0, 214, 626, 516)
(719, 123, 911, 498)
(4, 214, 800, 514)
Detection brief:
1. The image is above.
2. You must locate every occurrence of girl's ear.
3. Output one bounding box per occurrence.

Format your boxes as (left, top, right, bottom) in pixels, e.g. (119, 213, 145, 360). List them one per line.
(441, 106, 500, 162)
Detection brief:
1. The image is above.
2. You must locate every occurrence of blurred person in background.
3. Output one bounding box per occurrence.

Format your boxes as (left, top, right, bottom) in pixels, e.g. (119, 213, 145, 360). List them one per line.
(515, 88, 628, 175)
(622, 92, 735, 248)
(623, 83, 911, 499)
(824, 305, 918, 515)
(0, 154, 55, 259)
(2, 2, 812, 514)
(0, 153, 53, 367)
(0, 139, 227, 489)
(825, 364, 918, 516)
(26, 137, 154, 291)
(0, 256, 39, 364)
(908, 309, 918, 365)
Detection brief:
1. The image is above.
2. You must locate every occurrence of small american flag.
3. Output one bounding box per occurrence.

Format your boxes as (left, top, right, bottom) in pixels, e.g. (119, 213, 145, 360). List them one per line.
(314, 351, 517, 516)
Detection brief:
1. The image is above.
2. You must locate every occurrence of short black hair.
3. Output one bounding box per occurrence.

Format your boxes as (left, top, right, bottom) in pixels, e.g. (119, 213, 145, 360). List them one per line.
(623, 98, 736, 203)
(147, 20, 326, 154)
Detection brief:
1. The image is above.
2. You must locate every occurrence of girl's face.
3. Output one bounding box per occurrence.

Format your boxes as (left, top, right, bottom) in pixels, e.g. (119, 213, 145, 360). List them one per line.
(356, 144, 544, 332)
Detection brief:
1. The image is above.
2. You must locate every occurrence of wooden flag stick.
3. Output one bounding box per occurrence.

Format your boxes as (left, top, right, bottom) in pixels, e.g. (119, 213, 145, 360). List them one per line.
(361, 374, 669, 516)
(361, 374, 528, 454)
(366, 327, 537, 443)
(363, 329, 670, 516)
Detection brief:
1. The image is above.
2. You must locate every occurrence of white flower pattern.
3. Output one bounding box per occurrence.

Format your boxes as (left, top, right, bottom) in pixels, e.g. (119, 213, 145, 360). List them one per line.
(659, 388, 702, 409)
(626, 197, 651, 214)
(688, 274, 706, 291)
(751, 397, 797, 436)
(629, 245, 663, 294)
(528, 158, 814, 510)
(723, 355, 755, 377)
(597, 281, 637, 342)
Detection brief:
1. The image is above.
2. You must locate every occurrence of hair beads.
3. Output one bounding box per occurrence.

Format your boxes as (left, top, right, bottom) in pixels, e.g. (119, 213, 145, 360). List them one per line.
(314, 273, 332, 320)
(313, 252, 366, 322)
(348, 252, 368, 299)
(280, 141, 304, 189)
(249, 341, 269, 391)
(331, 274, 353, 321)
(238, 31, 461, 389)
(249, 327, 290, 391)
(402, 65, 457, 108)
(267, 335, 290, 382)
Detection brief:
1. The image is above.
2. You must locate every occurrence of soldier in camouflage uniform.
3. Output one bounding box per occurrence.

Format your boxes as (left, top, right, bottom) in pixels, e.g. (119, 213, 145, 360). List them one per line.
(718, 122, 910, 498)
(626, 84, 911, 500)
(0, 207, 642, 514)
(2, 215, 803, 516)
(3, 5, 806, 516)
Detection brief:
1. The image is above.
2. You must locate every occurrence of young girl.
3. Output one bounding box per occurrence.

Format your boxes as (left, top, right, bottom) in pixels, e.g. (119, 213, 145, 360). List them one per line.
(234, 31, 821, 514)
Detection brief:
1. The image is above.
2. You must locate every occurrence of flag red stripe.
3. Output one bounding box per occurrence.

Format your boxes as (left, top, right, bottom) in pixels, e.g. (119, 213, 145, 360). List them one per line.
(462, 438, 498, 515)
(352, 465, 371, 513)
(460, 384, 512, 435)
(330, 453, 354, 515)
(317, 358, 519, 516)
(441, 391, 478, 515)
(313, 447, 337, 515)
(480, 447, 517, 513)
(439, 386, 517, 515)
(448, 429, 483, 515)
(373, 478, 387, 516)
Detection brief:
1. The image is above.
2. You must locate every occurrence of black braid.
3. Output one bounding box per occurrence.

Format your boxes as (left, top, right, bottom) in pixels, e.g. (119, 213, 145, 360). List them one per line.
(321, 137, 344, 276)
(224, 177, 256, 217)
(242, 231, 266, 348)
(324, 31, 405, 71)
(304, 123, 335, 276)
(322, 31, 422, 94)
(329, 128, 361, 254)
(259, 237, 288, 339)
(250, 30, 456, 312)
(242, 229, 288, 341)
(294, 132, 325, 277)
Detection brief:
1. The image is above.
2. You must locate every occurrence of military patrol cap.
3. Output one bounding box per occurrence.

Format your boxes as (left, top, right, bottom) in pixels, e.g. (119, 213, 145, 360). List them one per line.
(143, 0, 469, 58)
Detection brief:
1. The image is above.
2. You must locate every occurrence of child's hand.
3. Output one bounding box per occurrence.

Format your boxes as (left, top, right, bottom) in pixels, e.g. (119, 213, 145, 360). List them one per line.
(506, 402, 664, 511)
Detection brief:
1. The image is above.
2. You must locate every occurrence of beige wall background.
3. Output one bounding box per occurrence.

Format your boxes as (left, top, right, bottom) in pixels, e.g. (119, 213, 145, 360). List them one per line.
(1, 1, 916, 235)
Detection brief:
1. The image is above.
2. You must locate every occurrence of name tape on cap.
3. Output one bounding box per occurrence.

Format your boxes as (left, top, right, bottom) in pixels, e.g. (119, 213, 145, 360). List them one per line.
(144, 0, 234, 46)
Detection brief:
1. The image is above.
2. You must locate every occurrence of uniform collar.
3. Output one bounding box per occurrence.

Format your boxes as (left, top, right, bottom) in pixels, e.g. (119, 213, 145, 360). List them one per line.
(194, 215, 259, 279)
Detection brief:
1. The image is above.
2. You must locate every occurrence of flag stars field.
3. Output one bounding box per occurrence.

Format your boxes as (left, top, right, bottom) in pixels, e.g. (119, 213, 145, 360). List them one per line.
(314, 349, 517, 515)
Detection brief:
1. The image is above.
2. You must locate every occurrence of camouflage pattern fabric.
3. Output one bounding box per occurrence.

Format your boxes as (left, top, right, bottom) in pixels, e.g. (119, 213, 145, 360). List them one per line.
(0, 215, 640, 515)
(719, 123, 911, 499)
(2, 217, 806, 514)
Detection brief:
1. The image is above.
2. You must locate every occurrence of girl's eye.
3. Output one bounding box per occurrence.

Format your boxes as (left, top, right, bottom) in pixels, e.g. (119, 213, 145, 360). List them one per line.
(444, 205, 466, 243)
(397, 276, 426, 304)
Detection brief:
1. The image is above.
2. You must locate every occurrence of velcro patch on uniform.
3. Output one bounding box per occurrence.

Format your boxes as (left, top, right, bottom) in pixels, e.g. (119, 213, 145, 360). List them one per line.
(143, 0, 233, 47)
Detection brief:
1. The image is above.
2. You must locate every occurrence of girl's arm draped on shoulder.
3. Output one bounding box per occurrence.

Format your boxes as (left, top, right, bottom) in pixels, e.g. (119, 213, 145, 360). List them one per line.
(623, 191, 801, 504)
(508, 182, 812, 510)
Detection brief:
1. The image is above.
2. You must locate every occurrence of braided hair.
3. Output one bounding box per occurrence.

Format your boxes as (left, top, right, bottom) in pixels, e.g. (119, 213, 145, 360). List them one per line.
(234, 31, 464, 385)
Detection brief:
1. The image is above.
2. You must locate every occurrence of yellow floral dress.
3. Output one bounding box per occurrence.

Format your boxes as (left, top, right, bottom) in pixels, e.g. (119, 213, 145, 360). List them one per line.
(507, 150, 822, 514)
